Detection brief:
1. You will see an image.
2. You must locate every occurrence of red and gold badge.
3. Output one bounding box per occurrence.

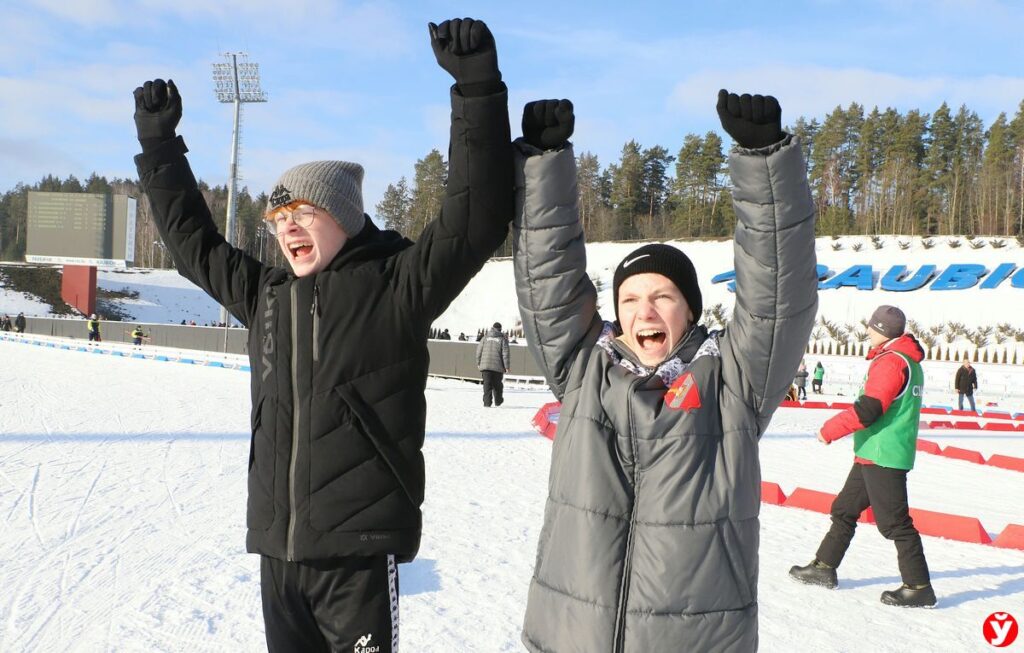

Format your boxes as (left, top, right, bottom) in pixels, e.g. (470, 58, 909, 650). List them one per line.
(664, 372, 701, 411)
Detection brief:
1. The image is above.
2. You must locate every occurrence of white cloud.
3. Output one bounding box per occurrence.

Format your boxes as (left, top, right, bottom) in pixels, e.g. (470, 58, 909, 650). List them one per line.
(668, 66, 1024, 123)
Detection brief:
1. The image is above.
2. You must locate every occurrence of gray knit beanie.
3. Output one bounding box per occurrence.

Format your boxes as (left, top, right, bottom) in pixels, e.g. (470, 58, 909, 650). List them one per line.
(266, 161, 366, 237)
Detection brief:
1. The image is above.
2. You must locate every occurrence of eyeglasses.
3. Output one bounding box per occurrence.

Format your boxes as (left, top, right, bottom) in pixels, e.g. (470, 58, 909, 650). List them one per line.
(266, 205, 317, 234)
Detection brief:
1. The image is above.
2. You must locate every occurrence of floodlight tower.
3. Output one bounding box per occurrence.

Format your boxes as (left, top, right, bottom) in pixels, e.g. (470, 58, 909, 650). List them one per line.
(212, 52, 267, 337)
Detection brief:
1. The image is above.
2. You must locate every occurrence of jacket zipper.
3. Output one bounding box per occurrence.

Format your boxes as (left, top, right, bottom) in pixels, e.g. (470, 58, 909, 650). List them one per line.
(311, 284, 320, 364)
(286, 281, 300, 561)
(612, 374, 649, 652)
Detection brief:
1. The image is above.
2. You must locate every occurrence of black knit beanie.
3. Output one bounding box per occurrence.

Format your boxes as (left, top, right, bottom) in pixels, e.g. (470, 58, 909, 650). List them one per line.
(612, 244, 702, 322)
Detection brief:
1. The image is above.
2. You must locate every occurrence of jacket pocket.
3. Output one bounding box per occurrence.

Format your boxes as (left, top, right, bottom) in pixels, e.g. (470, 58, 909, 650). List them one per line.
(246, 397, 275, 530)
(717, 519, 755, 607)
(335, 385, 423, 507)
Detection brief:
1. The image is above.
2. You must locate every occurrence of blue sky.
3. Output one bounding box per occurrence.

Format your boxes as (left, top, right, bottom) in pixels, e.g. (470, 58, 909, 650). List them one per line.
(3, 0, 1024, 218)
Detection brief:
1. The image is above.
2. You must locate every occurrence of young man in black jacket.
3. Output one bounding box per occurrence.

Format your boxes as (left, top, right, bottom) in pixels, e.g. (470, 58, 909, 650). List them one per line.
(132, 17, 511, 653)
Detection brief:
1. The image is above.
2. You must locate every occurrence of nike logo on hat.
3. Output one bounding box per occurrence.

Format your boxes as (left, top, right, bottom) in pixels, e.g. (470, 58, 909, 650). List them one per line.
(622, 254, 650, 268)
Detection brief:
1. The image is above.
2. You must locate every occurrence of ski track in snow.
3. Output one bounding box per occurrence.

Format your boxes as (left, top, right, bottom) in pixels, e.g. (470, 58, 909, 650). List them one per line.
(1, 339, 1023, 652)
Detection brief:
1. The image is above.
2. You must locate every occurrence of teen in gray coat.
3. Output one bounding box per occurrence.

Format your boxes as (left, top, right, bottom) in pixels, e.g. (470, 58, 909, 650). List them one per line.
(513, 92, 817, 652)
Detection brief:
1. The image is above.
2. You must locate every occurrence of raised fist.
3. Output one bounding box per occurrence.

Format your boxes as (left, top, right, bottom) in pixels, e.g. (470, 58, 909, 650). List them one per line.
(428, 18, 500, 87)
(716, 89, 783, 149)
(133, 79, 182, 145)
(522, 99, 575, 151)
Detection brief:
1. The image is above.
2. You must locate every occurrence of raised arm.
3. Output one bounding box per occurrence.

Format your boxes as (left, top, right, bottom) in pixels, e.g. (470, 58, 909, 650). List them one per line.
(716, 90, 818, 425)
(133, 80, 263, 327)
(512, 100, 601, 399)
(391, 18, 513, 321)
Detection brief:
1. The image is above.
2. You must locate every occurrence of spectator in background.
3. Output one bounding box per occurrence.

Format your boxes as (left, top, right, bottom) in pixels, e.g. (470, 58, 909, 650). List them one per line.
(127, 325, 149, 346)
(794, 360, 809, 400)
(87, 314, 102, 343)
(457, 332, 467, 342)
(439, 328, 452, 340)
(476, 321, 510, 407)
(15, 312, 26, 334)
(954, 357, 978, 412)
(1, 315, 11, 332)
(812, 361, 825, 393)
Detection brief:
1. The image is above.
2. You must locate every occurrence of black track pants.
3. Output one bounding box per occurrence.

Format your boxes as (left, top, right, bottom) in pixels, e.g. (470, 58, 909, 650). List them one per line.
(481, 370, 504, 406)
(261, 554, 399, 652)
(815, 463, 930, 586)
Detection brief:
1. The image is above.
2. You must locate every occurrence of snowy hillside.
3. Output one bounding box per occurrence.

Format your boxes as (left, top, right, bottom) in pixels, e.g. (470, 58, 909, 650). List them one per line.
(4, 237, 1024, 353)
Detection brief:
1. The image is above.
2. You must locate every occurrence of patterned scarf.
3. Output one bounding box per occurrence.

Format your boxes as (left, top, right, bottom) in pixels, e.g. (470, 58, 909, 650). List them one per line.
(596, 322, 721, 386)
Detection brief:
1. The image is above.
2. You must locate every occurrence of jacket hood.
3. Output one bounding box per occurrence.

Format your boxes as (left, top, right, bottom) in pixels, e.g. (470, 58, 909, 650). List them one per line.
(328, 215, 412, 269)
(868, 332, 925, 363)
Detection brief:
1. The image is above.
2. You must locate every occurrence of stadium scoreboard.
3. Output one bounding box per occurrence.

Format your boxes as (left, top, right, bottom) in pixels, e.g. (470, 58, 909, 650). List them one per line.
(26, 191, 137, 268)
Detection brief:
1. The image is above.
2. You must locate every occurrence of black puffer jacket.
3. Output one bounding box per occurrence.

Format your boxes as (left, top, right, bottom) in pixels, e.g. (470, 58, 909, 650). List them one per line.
(135, 88, 512, 562)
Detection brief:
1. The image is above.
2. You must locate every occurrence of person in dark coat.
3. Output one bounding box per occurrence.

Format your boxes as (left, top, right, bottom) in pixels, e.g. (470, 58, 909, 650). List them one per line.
(794, 360, 809, 399)
(790, 305, 936, 608)
(0, 315, 11, 332)
(476, 321, 510, 406)
(132, 16, 512, 652)
(954, 357, 978, 412)
(15, 312, 27, 334)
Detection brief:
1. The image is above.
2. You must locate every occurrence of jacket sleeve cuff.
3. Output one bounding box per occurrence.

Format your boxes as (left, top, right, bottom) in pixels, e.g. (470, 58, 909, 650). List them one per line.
(733, 133, 794, 157)
(134, 135, 189, 175)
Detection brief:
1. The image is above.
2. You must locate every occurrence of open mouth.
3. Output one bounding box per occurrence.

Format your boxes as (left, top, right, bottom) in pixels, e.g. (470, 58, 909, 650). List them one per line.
(635, 329, 666, 352)
(287, 241, 314, 261)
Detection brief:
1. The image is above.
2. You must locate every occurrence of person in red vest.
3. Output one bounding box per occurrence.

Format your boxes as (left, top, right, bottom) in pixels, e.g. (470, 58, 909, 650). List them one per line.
(789, 305, 936, 608)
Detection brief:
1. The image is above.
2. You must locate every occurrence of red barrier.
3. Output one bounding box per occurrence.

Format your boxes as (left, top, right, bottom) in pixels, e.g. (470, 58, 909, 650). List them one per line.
(955, 421, 982, 430)
(984, 422, 1017, 432)
(993, 524, 1024, 550)
(950, 409, 981, 417)
(829, 402, 854, 409)
(801, 401, 830, 409)
(987, 454, 1024, 473)
(916, 439, 942, 455)
(760, 482, 787, 505)
(783, 488, 835, 514)
(531, 402, 561, 441)
(981, 410, 1013, 420)
(778, 400, 800, 408)
(927, 420, 956, 430)
(858, 506, 876, 524)
(908, 508, 992, 544)
(940, 446, 986, 464)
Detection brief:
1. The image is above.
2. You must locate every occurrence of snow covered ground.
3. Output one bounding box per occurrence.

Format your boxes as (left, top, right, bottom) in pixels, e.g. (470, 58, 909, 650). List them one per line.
(1, 338, 1021, 652)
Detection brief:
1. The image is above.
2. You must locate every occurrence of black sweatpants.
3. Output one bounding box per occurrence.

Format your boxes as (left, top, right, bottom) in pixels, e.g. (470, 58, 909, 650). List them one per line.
(481, 370, 504, 407)
(816, 463, 930, 586)
(261, 555, 399, 653)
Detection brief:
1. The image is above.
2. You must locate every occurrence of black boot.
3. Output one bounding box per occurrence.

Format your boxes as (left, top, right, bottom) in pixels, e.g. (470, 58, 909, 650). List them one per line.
(788, 559, 838, 589)
(880, 583, 936, 608)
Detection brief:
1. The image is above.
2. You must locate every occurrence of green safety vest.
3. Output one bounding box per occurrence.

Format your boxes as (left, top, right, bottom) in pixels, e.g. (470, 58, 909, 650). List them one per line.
(853, 351, 923, 470)
(87, 319, 100, 333)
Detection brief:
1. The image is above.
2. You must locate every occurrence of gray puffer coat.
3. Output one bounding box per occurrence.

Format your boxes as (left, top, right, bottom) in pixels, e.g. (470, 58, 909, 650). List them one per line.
(476, 327, 510, 372)
(513, 136, 817, 652)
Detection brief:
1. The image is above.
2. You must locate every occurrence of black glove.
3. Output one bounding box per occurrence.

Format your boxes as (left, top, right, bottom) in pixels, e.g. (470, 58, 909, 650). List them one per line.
(133, 79, 182, 150)
(522, 99, 575, 151)
(716, 89, 783, 149)
(428, 18, 501, 94)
